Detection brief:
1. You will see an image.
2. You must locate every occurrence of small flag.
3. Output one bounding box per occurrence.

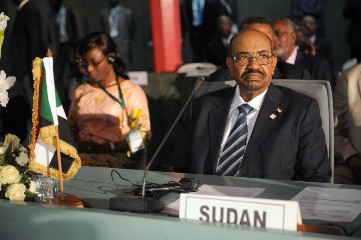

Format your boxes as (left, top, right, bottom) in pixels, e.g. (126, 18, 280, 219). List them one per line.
(29, 56, 81, 180)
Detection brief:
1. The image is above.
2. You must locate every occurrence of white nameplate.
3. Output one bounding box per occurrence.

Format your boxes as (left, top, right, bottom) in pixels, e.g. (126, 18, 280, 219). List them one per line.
(179, 194, 302, 231)
(128, 71, 148, 86)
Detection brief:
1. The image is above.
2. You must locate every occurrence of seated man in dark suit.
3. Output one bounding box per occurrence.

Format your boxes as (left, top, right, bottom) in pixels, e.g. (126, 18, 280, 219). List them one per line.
(209, 16, 311, 82)
(203, 15, 234, 67)
(272, 18, 335, 86)
(303, 15, 334, 67)
(173, 29, 330, 182)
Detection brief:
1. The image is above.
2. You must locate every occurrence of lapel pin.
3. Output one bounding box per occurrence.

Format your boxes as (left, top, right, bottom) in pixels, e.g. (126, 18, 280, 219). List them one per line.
(269, 106, 283, 119)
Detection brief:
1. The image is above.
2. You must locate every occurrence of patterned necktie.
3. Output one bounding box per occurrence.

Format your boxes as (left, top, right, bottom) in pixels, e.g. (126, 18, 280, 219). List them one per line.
(216, 104, 253, 176)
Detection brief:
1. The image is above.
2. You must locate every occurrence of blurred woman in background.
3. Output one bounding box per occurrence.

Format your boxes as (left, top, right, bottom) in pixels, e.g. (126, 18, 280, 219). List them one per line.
(68, 32, 151, 169)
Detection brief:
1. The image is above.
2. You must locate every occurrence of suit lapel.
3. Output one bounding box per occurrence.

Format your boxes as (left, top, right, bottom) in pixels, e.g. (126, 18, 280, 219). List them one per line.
(209, 88, 234, 173)
(244, 84, 288, 160)
(294, 51, 304, 66)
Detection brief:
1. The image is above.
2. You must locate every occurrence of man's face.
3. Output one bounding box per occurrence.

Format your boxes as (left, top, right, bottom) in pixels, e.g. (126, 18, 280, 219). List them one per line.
(226, 30, 277, 99)
(217, 16, 232, 38)
(272, 20, 297, 61)
(303, 16, 317, 38)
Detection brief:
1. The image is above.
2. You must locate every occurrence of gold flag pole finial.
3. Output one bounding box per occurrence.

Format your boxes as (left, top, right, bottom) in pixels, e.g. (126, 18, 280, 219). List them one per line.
(47, 49, 53, 57)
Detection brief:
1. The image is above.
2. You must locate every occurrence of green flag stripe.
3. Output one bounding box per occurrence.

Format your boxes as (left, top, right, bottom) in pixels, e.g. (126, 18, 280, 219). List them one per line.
(40, 63, 54, 124)
(40, 62, 62, 124)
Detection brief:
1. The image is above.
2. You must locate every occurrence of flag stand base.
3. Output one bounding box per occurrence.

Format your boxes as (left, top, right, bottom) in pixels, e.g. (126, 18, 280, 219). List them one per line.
(48, 195, 91, 208)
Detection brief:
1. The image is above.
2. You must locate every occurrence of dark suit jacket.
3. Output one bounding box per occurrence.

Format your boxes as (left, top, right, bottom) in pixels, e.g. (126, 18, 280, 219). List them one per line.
(273, 61, 312, 79)
(9, 1, 46, 81)
(314, 36, 334, 67)
(294, 50, 335, 86)
(0, 82, 30, 143)
(183, 0, 233, 60)
(175, 83, 330, 182)
(99, 4, 135, 67)
(47, 6, 84, 56)
(203, 36, 228, 66)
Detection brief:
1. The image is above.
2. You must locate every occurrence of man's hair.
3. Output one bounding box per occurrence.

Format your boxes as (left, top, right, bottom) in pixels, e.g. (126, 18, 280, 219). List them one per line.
(272, 18, 296, 33)
(239, 16, 273, 31)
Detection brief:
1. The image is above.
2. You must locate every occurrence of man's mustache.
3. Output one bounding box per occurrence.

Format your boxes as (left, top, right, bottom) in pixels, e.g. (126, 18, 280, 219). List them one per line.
(241, 70, 265, 79)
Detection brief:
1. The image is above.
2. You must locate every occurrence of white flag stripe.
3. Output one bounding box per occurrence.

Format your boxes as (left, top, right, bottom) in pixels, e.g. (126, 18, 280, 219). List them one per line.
(34, 139, 56, 166)
(43, 57, 58, 126)
(57, 105, 67, 120)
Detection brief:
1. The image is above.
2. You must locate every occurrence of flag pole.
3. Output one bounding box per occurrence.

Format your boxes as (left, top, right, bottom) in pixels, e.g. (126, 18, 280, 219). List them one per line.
(46, 49, 64, 201)
(55, 125, 65, 201)
(46, 49, 88, 208)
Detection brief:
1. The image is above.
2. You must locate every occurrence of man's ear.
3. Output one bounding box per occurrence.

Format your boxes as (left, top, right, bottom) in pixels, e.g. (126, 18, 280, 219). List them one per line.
(290, 32, 297, 45)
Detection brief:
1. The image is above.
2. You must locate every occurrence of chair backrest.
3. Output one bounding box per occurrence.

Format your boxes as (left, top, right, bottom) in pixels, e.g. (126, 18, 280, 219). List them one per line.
(195, 79, 334, 182)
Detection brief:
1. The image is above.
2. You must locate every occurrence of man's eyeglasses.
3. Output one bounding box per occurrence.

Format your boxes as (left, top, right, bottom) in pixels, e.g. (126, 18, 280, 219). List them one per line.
(231, 53, 275, 66)
(274, 31, 292, 38)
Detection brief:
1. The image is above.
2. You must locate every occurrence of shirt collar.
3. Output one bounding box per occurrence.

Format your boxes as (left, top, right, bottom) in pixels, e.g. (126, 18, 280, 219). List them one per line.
(222, 33, 234, 46)
(231, 85, 268, 112)
(285, 46, 298, 65)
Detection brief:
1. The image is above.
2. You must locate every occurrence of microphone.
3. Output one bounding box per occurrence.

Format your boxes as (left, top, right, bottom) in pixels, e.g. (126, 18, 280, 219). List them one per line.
(109, 76, 206, 213)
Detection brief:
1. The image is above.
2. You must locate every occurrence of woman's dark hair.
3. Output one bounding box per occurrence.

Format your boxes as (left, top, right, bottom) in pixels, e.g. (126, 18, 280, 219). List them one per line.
(77, 32, 129, 79)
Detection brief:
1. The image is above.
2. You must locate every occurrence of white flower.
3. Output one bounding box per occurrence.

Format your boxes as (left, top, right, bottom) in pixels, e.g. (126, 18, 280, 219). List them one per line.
(15, 152, 29, 166)
(19, 145, 28, 154)
(0, 12, 9, 31)
(29, 180, 36, 193)
(0, 165, 21, 184)
(5, 183, 26, 201)
(4, 133, 20, 150)
(0, 70, 15, 107)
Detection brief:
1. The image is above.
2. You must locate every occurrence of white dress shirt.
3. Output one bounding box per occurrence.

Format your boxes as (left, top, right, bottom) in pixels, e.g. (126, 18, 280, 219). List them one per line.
(285, 46, 298, 65)
(220, 85, 268, 152)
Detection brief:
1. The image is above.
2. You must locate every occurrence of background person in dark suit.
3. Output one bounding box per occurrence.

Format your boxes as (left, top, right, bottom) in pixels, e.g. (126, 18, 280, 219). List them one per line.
(99, 0, 135, 69)
(0, 81, 30, 145)
(173, 29, 330, 182)
(209, 16, 311, 82)
(9, 0, 46, 105)
(302, 15, 334, 68)
(272, 18, 335, 86)
(47, 0, 84, 113)
(203, 15, 233, 67)
(182, 0, 235, 62)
